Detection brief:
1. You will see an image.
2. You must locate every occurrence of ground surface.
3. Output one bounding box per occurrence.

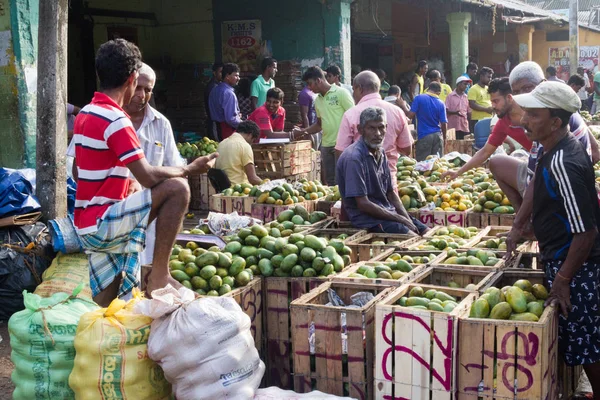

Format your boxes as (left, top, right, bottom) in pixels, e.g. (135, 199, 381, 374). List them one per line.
(0, 323, 14, 400)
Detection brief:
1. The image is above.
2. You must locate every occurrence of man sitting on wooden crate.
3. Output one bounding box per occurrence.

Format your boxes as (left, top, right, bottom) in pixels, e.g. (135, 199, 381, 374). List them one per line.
(71, 39, 217, 305)
(337, 107, 429, 235)
(215, 120, 264, 186)
(510, 81, 600, 395)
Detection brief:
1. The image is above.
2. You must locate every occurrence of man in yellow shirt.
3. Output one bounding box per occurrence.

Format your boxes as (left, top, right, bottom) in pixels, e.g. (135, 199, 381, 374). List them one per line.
(414, 60, 428, 96)
(429, 70, 452, 102)
(467, 66, 494, 132)
(215, 121, 263, 185)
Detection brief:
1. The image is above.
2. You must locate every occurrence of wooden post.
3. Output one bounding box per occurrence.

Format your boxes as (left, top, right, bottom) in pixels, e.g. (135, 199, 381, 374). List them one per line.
(36, 0, 69, 221)
(569, 0, 579, 74)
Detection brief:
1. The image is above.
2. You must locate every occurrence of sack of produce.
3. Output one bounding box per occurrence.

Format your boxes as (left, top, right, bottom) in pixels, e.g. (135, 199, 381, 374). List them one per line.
(136, 285, 265, 399)
(34, 252, 93, 299)
(9, 286, 98, 400)
(69, 289, 171, 400)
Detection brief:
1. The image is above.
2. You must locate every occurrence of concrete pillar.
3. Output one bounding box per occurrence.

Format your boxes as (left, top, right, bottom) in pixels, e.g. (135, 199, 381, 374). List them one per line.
(322, 0, 352, 84)
(36, 0, 68, 220)
(516, 25, 535, 62)
(446, 12, 471, 83)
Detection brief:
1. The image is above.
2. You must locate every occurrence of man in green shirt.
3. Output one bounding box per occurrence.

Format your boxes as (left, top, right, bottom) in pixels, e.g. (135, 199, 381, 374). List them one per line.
(250, 57, 277, 110)
(593, 71, 600, 114)
(295, 66, 354, 185)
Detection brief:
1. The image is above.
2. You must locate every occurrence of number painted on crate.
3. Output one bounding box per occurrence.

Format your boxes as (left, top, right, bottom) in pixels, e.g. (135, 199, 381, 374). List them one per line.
(241, 287, 262, 337)
(447, 213, 464, 225)
(462, 330, 543, 394)
(380, 312, 453, 392)
(265, 207, 275, 222)
(420, 213, 433, 227)
(233, 198, 243, 214)
(543, 311, 559, 399)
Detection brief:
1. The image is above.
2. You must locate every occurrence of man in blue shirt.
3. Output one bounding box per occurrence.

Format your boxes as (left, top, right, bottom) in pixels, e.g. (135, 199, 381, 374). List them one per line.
(399, 82, 448, 161)
(208, 63, 241, 140)
(337, 107, 429, 235)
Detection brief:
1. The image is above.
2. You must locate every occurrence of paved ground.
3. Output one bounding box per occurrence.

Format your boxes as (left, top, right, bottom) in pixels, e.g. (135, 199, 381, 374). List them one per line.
(0, 323, 14, 400)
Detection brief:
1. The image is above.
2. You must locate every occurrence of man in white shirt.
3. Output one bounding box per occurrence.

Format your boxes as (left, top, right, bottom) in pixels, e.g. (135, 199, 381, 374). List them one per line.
(325, 65, 353, 96)
(68, 63, 184, 265)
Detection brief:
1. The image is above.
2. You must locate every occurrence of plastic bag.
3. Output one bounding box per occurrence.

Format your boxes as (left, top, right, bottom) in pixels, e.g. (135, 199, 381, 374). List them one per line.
(48, 216, 83, 254)
(135, 285, 265, 400)
(34, 252, 93, 300)
(0, 168, 41, 218)
(69, 290, 171, 400)
(254, 387, 355, 399)
(204, 211, 262, 236)
(0, 222, 54, 321)
(9, 288, 99, 400)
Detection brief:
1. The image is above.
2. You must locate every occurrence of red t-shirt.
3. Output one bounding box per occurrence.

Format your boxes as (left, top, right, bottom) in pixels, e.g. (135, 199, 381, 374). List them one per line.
(487, 115, 532, 150)
(73, 92, 145, 234)
(248, 104, 286, 138)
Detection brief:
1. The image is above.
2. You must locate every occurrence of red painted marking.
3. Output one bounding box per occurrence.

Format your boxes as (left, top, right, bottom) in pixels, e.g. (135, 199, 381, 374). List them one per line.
(267, 289, 288, 295)
(462, 363, 487, 372)
(350, 383, 366, 400)
(267, 306, 290, 314)
(380, 311, 453, 391)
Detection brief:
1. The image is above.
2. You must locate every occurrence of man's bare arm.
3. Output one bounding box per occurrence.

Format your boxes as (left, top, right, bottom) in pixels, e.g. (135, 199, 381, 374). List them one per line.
(127, 153, 218, 189)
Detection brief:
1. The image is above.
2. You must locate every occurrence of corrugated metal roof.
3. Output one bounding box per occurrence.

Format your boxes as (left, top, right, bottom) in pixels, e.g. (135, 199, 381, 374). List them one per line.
(489, 0, 568, 20)
(521, 0, 600, 30)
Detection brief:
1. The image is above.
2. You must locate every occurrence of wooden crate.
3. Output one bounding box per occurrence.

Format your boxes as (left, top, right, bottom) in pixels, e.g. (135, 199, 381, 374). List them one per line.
(346, 233, 422, 263)
(225, 277, 263, 355)
(444, 138, 474, 155)
(412, 265, 498, 291)
(251, 200, 316, 223)
(408, 227, 486, 250)
(457, 269, 579, 399)
(374, 284, 475, 399)
(466, 211, 515, 228)
(209, 194, 256, 216)
(309, 150, 321, 182)
(331, 261, 427, 286)
(263, 276, 327, 389)
(291, 281, 394, 399)
(189, 173, 215, 211)
(418, 208, 472, 228)
(252, 140, 313, 178)
(315, 199, 336, 215)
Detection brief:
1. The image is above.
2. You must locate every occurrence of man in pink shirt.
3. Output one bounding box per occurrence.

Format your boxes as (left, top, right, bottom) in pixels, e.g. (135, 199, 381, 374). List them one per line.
(445, 76, 471, 139)
(336, 71, 413, 190)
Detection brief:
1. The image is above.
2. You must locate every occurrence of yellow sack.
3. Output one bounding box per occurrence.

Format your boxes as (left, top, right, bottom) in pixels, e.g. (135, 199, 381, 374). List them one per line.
(69, 290, 172, 400)
(35, 252, 93, 299)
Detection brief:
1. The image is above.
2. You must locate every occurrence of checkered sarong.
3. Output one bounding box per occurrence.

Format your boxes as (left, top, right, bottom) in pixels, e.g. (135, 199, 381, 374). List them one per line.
(79, 189, 152, 297)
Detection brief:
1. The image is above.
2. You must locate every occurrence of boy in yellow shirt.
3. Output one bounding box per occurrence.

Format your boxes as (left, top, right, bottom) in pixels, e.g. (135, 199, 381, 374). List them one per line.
(215, 120, 263, 185)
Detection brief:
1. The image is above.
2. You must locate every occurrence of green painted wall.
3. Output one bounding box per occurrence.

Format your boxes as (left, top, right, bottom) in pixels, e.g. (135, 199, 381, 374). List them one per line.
(0, 0, 37, 168)
(10, 0, 38, 168)
(0, 3, 21, 168)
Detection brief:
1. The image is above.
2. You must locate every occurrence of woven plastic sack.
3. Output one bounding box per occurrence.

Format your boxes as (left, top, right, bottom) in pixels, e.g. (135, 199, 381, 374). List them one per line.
(9, 286, 99, 400)
(69, 290, 171, 400)
(35, 252, 93, 300)
(135, 285, 265, 400)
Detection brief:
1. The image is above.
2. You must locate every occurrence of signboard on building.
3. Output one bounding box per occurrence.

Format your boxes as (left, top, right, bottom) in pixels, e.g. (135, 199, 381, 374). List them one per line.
(549, 46, 600, 80)
(221, 20, 262, 73)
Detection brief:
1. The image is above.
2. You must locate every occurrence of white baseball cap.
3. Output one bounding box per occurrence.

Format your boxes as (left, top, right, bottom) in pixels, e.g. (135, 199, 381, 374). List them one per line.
(456, 76, 472, 85)
(513, 81, 581, 113)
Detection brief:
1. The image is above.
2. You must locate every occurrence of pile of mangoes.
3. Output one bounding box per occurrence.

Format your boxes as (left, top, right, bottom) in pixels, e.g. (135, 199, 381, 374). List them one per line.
(347, 260, 414, 281)
(274, 205, 328, 229)
(413, 226, 479, 251)
(443, 249, 502, 267)
(470, 279, 548, 321)
(396, 286, 459, 313)
(396, 157, 420, 183)
(221, 183, 258, 197)
(177, 137, 218, 159)
(472, 182, 514, 214)
(581, 110, 600, 123)
(431, 183, 475, 212)
(473, 237, 508, 250)
(170, 243, 252, 296)
(380, 252, 439, 265)
(298, 179, 330, 201)
(256, 183, 305, 205)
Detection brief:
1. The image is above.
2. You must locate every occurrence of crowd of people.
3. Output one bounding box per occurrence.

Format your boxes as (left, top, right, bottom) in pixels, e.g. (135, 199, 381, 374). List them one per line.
(65, 38, 600, 393)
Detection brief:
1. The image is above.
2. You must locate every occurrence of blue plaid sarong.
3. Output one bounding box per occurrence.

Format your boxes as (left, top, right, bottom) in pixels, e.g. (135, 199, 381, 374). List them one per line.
(79, 189, 152, 298)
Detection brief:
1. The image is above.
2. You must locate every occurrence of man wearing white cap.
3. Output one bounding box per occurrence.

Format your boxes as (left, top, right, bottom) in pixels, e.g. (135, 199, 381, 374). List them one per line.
(445, 76, 471, 139)
(511, 81, 600, 392)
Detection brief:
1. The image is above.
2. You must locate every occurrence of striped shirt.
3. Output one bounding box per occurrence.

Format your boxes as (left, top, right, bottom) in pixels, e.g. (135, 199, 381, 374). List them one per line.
(532, 134, 600, 262)
(73, 92, 145, 234)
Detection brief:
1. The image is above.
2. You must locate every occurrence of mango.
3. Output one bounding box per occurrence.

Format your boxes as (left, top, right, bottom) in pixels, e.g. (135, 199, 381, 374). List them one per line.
(527, 301, 544, 318)
(409, 286, 424, 297)
(489, 302, 512, 320)
(509, 312, 539, 322)
(470, 298, 490, 318)
(406, 297, 430, 307)
(513, 279, 533, 293)
(506, 286, 528, 313)
(531, 284, 549, 300)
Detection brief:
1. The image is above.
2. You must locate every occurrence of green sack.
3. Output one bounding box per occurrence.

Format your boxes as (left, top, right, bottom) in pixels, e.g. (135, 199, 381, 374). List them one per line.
(9, 288, 98, 400)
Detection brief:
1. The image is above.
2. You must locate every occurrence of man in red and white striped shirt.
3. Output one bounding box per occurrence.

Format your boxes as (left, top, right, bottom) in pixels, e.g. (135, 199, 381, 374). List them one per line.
(73, 39, 217, 304)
